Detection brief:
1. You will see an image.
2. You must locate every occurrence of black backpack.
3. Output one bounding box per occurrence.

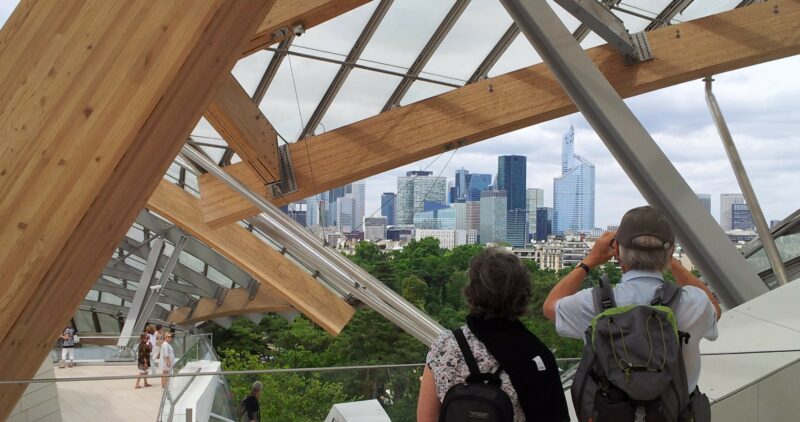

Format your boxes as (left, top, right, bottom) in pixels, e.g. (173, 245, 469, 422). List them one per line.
(439, 328, 514, 422)
(571, 276, 702, 422)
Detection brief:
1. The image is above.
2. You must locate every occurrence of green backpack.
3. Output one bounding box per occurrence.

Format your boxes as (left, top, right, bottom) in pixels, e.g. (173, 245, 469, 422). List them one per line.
(571, 276, 693, 422)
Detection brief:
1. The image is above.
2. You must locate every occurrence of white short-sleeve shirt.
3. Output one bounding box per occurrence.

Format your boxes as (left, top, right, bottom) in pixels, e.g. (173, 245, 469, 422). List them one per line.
(555, 270, 718, 392)
(160, 342, 175, 371)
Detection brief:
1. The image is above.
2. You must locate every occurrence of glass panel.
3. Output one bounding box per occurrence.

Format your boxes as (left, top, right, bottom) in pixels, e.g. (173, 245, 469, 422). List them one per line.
(421, 1, 512, 82)
(206, 266, 234, 289)
(73, 310, 95, 333)
(233, 50, 273, 96)
(98, 313, 120, 334)
(259, 56, 341, 141)
(358, 1, 454, 78)
(486, 34, 540, 77)
(400, 80, 454, 107)
(320, 69, 402, 132)
(680, 0, 740, 22)
(85, 290, 99, 301)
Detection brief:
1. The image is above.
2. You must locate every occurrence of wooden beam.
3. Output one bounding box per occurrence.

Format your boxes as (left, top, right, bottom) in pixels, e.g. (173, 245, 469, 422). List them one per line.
(147, 181, 355, 335)
(0, 1, 275, 417)
(168, 287, 295, 325)
(199, 0, 800, 226)
(205, 74, 280, 184)
(241, 0, 371, 57)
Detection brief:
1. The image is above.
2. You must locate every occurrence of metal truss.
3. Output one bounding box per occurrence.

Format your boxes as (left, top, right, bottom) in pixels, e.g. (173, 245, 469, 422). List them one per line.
(381, 0, 471, 112)
(298, 0, 394, 140)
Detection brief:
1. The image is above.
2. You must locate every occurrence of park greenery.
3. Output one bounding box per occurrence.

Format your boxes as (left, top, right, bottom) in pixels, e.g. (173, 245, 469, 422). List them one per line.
(209, 239, 622, 421)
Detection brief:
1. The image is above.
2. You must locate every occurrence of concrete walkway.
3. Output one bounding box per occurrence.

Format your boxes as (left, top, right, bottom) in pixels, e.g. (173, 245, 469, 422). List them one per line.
(54, 365, 162, 422)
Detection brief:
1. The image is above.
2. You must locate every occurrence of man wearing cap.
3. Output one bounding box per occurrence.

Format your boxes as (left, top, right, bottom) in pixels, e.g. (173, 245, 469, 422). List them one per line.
(543, 205, 721, 394)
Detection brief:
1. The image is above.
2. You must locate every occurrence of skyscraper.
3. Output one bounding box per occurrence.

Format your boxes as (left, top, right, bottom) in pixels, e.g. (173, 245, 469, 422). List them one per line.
(697, 193, 711, 214)
(553, 126, 595, 235)
(453, 168, 492, 202)
(731, 203, 755, 231)
(480, 190, 507, 245)
(336, 196, 355, 233)
(451, 202, 467, 230)
(467, 174, 492, 201)
(395, 171, 447, 225)
(526, 188, 544, 241)
(497, 156, 527, 211)
(720, 193, 746, 230)
(465, 201, 481, 233)
(536, 207, 553, 241)
(351, 181, 366, 231)
(498, 155, 527, 247)
(380, 192, 396, 226)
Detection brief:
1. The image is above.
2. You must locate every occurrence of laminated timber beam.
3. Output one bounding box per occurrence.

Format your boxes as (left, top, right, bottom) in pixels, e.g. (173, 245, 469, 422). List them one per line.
(147, 180, 355, 335)
(205, 74, 281, 184)
(240, 0, 372, 57)
(0, 1, 275, 417)
(168, 286, 295, 326)
(199, 0, 800, 226)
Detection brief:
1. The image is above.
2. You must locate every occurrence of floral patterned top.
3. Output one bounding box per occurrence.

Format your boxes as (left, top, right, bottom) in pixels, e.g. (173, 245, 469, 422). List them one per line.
(426, 326, 525, 421)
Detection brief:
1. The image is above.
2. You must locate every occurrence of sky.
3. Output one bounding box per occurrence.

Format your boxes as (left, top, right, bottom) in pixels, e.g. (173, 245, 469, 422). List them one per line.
(3, 1, 797, 229)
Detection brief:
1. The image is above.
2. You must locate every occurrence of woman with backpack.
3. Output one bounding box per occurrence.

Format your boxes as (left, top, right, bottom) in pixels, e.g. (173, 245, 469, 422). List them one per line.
(417, 248, 569, 422)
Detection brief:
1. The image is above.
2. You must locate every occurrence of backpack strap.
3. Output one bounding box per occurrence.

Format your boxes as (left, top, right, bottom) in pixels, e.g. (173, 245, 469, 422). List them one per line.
(651, 281, 682, 310)
(453, 328, 481, 378)
(453, 328, 502, 385)
(592, 274, 616, 313)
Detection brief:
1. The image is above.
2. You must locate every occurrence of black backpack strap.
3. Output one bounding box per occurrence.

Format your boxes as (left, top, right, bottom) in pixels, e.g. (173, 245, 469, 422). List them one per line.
(592, 274, 616, 313)
(651, 281, 682, 310)
(453, 328, 481, 378)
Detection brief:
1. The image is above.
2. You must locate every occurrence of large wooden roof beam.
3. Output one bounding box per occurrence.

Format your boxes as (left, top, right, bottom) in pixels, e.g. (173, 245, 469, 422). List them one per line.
(241, 0, 372, 57)
(206, 74, 281, 184)
(168, 286, 295, 325)
(0, 1, 275, 417)
(147, 181, 355, 335)
(199, 0, 800, 226)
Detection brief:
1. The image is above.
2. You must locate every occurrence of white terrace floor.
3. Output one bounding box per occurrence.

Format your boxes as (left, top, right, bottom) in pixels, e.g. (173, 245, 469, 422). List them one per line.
(54, 365, 161, 422)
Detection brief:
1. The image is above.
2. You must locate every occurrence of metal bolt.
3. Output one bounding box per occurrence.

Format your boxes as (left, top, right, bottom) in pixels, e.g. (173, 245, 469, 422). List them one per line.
(488, 83, 494, 93)
(675, 29, 681, 39)
(774, 5, 779, 14)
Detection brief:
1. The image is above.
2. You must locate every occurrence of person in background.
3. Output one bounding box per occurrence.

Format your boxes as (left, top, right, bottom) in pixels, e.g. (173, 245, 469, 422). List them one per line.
(135, 333, 152, 389)
(160, 332, 175, 389)
(146, 324, 158, 376)
(240, 381, 263, 422)
(59, 325, 76, 368)
(417, 247, 569, 422)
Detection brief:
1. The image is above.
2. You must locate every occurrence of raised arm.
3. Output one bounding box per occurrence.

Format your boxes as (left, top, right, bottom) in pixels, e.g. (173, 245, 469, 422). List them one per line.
(543, 232, 616, 321)
(669, 258, 721, 320)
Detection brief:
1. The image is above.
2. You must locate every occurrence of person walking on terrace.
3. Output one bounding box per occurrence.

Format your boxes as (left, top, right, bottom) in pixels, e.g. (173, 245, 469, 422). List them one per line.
(135, 333, 152, 389)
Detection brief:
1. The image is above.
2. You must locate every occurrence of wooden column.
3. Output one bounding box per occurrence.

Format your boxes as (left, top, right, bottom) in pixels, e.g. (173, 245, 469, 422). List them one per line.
(0, 1, 275, 417)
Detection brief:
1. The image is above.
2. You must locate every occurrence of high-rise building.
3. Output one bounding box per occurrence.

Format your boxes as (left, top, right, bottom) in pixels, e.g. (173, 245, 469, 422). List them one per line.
(480, 190, 507, 245)
(536, 207, 553, 241)
(697, 193, 711, 214)
(413, 207, 456, 230)
(452, 168, 492, 202)
(364, 217, 387, 241)
(506, 209, 527, 248)
(497, 156, 527, 210)
(731, 203, 755, 231)
(720, 193, 746, 230)
(498, 155, 527, 247)
(395, 171, 447, 225)
(467, 174, 492, 201)
(351, 181, 366, 232)
(465, 201, 481, 233)
(380, 192, 396, 226)
(336, 196, 355, 233)
(553, 126, 595, 235)
(526, 188, 544, 241)
(451, 202, 467, 230)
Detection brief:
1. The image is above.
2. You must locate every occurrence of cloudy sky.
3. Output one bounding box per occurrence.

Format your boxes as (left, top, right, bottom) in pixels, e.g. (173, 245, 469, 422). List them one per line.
(4, 1, 797, 229)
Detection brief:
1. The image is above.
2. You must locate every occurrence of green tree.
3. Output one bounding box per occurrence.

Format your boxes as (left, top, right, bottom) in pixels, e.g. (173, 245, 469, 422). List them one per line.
(401, 275, 428, 309)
